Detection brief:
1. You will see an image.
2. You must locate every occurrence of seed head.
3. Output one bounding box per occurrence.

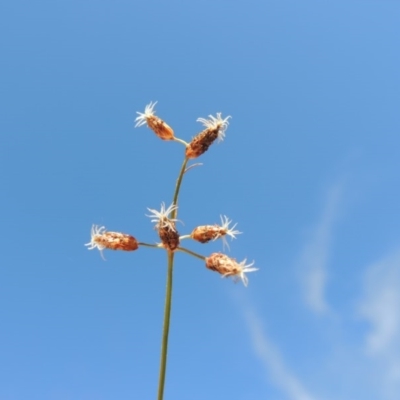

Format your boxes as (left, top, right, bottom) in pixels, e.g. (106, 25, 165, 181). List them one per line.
(191, 225, 221, 243)
(85, 225, 139, 257)
(186, 113, 231, 159)
(147, 202, 180, 251)
(191, 215, 241, 249)
(205, 252, 257, 287)
(135, 101, 175, 140)
(158, 226, 180, 252)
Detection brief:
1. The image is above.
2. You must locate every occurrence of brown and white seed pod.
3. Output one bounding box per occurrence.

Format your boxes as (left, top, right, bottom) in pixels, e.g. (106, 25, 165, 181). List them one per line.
(185, 127, 219, 159)
(135, 101, 175, 140)
(205, 252, 257, 287)
(158, 224, 180, 252)
(85, 225, 139, 253)
(191, 225, 223, 243)
(191, 216, 241, 248)
(186, 113, 231, 159)
(95, 231, 139, 251)
(146, 115, 174, 140)
(205, 253, 241, 276)
(147, 202, 180, 252)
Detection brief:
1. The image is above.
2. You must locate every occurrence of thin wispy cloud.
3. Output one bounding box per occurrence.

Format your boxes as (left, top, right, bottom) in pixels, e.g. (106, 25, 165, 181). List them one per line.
(358, 250, 400, 399)
(243, 307, 318, 400)
(298, 183, 343, 315)
(236, 176, 400, 400)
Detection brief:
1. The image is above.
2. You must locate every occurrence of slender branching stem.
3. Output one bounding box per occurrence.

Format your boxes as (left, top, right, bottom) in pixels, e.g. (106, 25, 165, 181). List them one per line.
(157, 156, 189, 400)
(178, 235, 192, 241)
(138, 242, 163, 249)
(177, 246, 206, 261)
(172, 157, 189, 218)
(173, 137, 189, 147)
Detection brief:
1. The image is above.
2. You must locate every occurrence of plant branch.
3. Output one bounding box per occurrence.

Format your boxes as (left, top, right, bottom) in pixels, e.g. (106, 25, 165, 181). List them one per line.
(171, 157, 189, 219)
(177, 246, 206, 261)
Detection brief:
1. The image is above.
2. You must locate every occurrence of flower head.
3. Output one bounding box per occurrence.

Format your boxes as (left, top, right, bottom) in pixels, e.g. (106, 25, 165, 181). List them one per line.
(205, 252, 258, 287)
(147, 203, 180, 251)
(190, 215, 241, 249)
(186, 113, 231, 159)
(197, 113, 231, 142)
(135, 101, 175, 140)
(85, 225, 139, 258)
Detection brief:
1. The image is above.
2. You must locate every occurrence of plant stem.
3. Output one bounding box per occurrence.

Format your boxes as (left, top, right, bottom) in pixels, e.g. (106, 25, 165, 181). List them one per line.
(157, 156, 189, 400)
(177, 246, 206, 261)
(138, 242, 163, 249)
(157, 251, 174, 400)
(173, 137, 188, 147)
(172, 157, 189, 218)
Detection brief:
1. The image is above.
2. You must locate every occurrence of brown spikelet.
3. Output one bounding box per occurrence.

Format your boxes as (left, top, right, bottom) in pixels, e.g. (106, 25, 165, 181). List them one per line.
(158, 225, 180, 251)
(185, 127, 219, 159)
(95, 231, 139, 251)
(205, 253, 257, 286)
(191, 225, 223, 243)
(205, 253, 241, 277)
(147, 115, 175, 140)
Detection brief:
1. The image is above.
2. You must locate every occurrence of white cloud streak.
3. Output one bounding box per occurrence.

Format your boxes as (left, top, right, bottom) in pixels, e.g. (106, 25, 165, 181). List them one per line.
(358, 250, 400, 399)
(243, 308, 318, 400)
(299, 183, 343, 315)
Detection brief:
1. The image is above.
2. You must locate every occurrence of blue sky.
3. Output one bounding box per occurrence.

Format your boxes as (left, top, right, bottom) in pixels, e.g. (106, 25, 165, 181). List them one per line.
(1, 0, 400, 399)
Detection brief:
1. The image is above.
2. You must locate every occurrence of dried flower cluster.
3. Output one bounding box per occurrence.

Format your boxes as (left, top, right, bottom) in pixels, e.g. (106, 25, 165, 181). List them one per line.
(190, 215, 241, 249)
(147, 203, 180, 251)
(186, 113, 231, 159)
(205, 253, 258, 287)
(135, 101, 174, 140)
(85, 225, 138, 258)
(86, 101, 257, 286)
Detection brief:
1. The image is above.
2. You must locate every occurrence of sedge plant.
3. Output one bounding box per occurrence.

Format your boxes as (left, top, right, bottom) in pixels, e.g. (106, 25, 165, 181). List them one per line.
(85, 101, 258, 400)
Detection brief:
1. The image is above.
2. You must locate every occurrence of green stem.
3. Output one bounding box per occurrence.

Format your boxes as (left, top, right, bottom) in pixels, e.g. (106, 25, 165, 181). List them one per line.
(173, 137, 188, 147)
(177, 246, 206, 261)
(157, 156, 189, 400)
(171, 157, 189, 219)
(138, 242, 163, 249)
(157, 251, 174, 400)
